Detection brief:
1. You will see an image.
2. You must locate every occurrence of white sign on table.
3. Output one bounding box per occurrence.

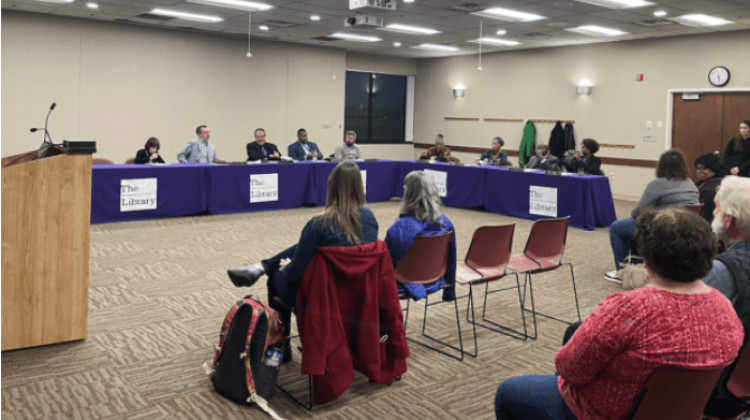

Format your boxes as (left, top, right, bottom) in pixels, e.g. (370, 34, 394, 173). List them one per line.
(120, 178, 158, 212)
(250, 173, 279, 203)
(361, 170, 367, 195)
(529, 185, 558, 217)
(423, 169, 447, 197)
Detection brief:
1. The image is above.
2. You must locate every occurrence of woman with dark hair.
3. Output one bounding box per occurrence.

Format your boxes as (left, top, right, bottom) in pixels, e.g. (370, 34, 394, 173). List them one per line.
(723, 120, 750, 177)
(494, 207, 743, 420)
(134, 137, 165, 164)
(385, 171, 457, 301)
(694, 153, 728, 223)
(477, 137, 508, 165)
(604, 150, 699, 283)
(227, 161, 379, 359)
(573, 138, 601, 175)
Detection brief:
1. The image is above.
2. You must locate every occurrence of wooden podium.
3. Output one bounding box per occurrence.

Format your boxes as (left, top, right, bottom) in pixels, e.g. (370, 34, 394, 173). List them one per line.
(2, 151, 92, 351)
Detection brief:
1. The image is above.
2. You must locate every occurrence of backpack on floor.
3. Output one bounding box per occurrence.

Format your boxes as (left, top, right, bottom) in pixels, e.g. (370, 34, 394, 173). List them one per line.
(203, 294, 285, 419)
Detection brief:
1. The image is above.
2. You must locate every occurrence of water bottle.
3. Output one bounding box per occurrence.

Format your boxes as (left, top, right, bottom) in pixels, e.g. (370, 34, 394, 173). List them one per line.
(265, 346, 283, 368)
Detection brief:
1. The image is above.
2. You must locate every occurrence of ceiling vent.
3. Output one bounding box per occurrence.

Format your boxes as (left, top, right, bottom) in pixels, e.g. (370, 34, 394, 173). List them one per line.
(638, 18, 678, 26)
(136, 13, 175, 21)
(449, 3, 484, 13)
(311, 36, 342, 42)
(516, 32, 552, 41)
(264, 20, 297, 28)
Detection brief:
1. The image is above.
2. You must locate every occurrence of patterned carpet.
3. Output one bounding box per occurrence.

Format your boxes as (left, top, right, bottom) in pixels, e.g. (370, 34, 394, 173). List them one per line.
(1, 199, 634, 419)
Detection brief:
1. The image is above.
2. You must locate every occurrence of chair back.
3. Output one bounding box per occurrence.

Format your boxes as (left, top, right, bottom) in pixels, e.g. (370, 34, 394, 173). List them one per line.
(395, 232, 451, 284)
(125, 157, 135, 164)
(92, 158, 114, 164)
(685, 204, 702, 214)
(628, 364, 726, 420)
(464, 224, 515, 270)
(728, 345, 750, 398)
(523, 217, 570, 262)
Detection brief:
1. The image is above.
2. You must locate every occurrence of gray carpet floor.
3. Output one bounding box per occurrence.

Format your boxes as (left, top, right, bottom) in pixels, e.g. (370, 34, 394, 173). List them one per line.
(1, 199, 635, 419)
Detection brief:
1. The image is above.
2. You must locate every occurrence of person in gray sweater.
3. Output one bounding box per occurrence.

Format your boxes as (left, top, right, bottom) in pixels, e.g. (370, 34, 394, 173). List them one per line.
(605, 150, 699, 283)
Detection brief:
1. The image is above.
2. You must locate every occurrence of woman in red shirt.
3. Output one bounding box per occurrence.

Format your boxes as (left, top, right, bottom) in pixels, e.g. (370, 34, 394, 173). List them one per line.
(494, 207, 743, 420)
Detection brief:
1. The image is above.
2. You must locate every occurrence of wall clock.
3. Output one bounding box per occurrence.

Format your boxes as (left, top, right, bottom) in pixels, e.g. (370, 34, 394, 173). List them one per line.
(708, 66, 730, 87)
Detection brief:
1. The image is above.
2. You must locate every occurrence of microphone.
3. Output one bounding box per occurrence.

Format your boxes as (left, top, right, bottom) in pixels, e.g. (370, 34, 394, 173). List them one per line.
(50, 102, 56, 110)
(42, 102, 57, 144)
(30, 127, 45, 133)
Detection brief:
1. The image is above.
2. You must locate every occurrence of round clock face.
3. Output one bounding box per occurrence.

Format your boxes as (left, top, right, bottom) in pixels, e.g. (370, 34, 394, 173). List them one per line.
(708, 66, 730, 87)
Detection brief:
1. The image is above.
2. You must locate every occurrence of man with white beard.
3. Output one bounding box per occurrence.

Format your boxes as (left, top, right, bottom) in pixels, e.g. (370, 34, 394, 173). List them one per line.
(702, 175, 750, 419)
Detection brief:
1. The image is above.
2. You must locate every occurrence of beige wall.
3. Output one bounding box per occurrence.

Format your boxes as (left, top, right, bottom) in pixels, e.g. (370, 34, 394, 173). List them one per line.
(413, 30, 750, 198)
(1, 11, 416, 163)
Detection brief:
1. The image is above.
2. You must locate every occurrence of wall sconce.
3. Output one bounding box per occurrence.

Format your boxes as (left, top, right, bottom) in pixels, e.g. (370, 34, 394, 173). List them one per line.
(576, 78, 592, 95)
(453, 83, 466, 97)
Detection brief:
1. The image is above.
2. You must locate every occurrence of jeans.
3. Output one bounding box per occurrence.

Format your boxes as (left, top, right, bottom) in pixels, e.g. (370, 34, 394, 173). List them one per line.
(494, 375, 576, 420)
(609, 217, 637, 270)
(263, 245, 298, 340)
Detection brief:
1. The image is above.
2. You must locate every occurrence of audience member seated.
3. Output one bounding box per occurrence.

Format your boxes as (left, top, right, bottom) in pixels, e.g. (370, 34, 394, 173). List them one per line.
(723, 120, 750, 177)
(420, 134, 456, 163)
(476, 137, 508, 166)
(525, 143, 560, 172)
(334, 130, 363, 161)
(605, 149, 698, 283)
(385, 171, 456, 302)
(703, 175, 750, 418)
(572, 138, 602, 175)
(177, 125, 218, 163)
(287, 128, 323, 161)
(225, 161, 378, 360)
(694, 153, 728, 223)
(134, 136, 165, 164)
(494, 206, 743, 420)
(247, 128, 281, 161)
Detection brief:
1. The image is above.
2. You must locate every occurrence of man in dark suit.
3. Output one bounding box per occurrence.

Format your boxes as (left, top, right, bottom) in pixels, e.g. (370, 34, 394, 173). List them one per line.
(288, 128, 323, 160)
(526, 143, 560, 172)
(246, 128, 281, 161)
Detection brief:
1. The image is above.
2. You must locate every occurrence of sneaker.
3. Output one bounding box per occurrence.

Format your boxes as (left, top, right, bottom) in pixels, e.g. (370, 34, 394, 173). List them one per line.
(604, 271, 622, 284)
(227, 263, 265, 288)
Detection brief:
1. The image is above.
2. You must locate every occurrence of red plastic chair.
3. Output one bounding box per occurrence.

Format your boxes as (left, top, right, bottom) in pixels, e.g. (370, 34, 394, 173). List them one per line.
(507, 217, 581, 339)
(395, 232, 464, 361)
(125, 157, 135, 164)
(92, 158, 113, 164)
(628, 364, 726, 420)
(686, 204, 703, 213)
(728, 345, 750, 399)
(455, 225, 526, 357)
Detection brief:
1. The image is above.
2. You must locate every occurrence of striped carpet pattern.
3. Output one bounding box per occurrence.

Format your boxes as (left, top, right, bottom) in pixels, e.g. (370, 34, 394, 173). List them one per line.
(2, 199, 634, 419)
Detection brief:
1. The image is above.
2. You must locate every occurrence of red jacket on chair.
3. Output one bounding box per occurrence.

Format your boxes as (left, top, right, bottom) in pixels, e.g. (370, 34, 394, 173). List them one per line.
(296, 240, 409, 404)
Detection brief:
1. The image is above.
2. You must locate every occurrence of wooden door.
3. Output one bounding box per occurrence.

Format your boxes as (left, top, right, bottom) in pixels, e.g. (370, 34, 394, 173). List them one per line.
(672, 92, 750, 180)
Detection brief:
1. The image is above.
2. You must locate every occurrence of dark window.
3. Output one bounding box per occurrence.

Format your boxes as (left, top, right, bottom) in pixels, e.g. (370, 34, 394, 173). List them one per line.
(345, 71, 406, 143)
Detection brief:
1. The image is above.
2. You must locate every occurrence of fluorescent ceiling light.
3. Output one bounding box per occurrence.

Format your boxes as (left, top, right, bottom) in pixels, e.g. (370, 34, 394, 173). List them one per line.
(566, 25, 627, 36)
(496, 29, 507, 36)
(574, 0, 654, 9)
(393, 42, 402, 47)
(185, 0, 273, 12)
(412, 43, 460, 52)
(259, 25, 269, 31)
(380, 23, 440, 35)
(86, 2, 99, 8)
(653, 10, 667, 17)
(150, 8, 223, 23)
(31, 0, 74, 3)
(470, 37, 521, 46)
(673, 14, 733, 27)
(310, 15, 321, 21)
(330, 32, 381, 42)
(472, 7, 545, 22)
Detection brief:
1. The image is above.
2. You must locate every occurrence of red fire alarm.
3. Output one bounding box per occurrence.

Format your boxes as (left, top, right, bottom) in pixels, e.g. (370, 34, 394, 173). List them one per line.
(636, 73, 644, 82)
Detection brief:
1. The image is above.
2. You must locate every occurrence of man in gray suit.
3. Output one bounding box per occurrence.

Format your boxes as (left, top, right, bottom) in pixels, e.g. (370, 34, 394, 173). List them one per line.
(526, 143, 560, 172)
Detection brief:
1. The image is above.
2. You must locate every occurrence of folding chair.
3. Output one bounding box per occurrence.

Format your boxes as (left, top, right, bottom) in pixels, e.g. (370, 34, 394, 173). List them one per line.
(507, 216, 581, 339)
(627, 364, 726, 420)
(455, 224, 527, 357)
(728, 345, 750, 400)
(395, 232, 464, 361)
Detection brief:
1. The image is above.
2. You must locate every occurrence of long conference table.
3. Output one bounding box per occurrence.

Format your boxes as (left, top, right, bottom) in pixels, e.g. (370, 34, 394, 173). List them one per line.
(91, 160, 616, 230)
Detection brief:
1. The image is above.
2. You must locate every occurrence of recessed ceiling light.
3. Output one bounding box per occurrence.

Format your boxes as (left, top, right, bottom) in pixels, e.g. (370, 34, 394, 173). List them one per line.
(393, 42, 402, 47)
(259, 25, 269, 31)
(470, 37, 521, 46)
(310, 15, 321, 21)
(185, 0, 273, 12)
(574, 0, 654, 9)
(472, 7, 545, 22)
(412, 43, 460, 52)
(496, 29, 507, 36)
(86, 2, 99, 9)
(403, 0, 415, 3)
(653, 10, 667, 17)
(330, 32, 381, 42)
(672, 14, 732, 27)
(380, 23, 440, 35)
(150, 8, 223, 23)
(566, 25, 627, 36)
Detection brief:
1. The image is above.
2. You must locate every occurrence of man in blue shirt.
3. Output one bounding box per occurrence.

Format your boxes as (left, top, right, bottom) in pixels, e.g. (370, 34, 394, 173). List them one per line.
(288, 128, 323, 160)
(177, 125, 218, 163)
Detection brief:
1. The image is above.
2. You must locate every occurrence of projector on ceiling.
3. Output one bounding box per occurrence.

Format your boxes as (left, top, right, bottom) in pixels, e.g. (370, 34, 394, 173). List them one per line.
(344, 15, 384, 28)
(349, 0, 396, 11)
